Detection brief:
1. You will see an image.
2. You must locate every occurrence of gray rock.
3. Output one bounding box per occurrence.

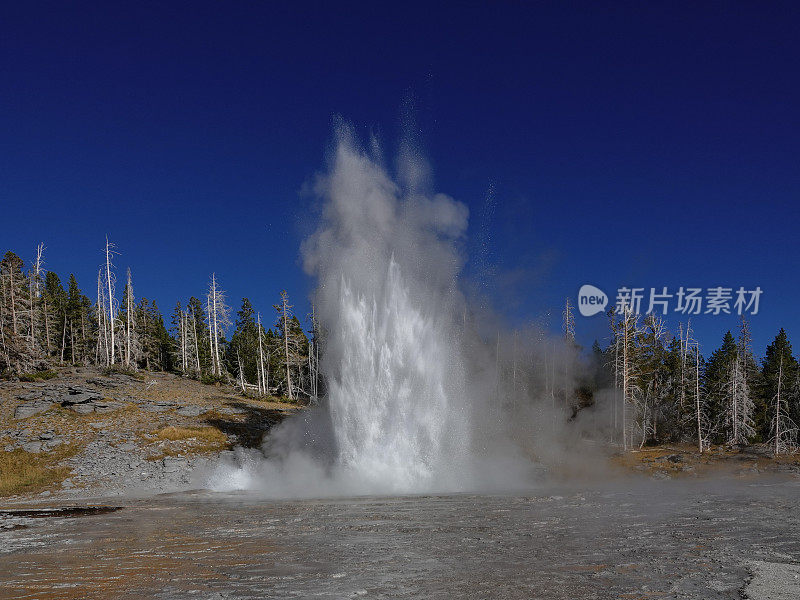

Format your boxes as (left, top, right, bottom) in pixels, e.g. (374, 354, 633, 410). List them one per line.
(21, 441, 43, 453)
(163, 457, 188, 473)
(16, 392, 41, 401)
(93, 401, 122, 414)
(176, 405, 204, 417)
(14, 400, 52, 419)
(43, 438, 63, 450)
(145, 402, 176, 413)
(39, 431, 55, 440)
(67, 403, 95, 415)
(63, 392, 101, 404)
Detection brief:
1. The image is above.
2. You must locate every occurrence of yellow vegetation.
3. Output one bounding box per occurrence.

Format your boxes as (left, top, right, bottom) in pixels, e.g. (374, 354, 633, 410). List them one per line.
(0, 444, 80, 496)
(149, 426, 230, 458)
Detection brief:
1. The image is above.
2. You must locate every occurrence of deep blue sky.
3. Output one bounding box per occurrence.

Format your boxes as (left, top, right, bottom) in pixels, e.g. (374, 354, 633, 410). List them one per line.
(2, 2, 798, 357)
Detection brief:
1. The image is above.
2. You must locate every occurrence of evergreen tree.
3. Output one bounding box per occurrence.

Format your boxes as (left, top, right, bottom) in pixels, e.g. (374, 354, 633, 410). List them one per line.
(702, 331, 737, 440)
(43, 271, 67, 361)
(759, 329, 799, 444)
(274, 291, 308, 399)
(1, 251, 29, 339)
(66, 274, 92, 364)
(225, 298, 261, 386)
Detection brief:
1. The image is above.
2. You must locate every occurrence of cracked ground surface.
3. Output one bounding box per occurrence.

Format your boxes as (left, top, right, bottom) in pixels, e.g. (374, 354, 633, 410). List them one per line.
(1, 478, 798, 599)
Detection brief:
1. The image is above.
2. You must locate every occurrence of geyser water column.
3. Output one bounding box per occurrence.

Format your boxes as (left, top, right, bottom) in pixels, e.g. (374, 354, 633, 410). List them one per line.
(301, 126, 473, 493)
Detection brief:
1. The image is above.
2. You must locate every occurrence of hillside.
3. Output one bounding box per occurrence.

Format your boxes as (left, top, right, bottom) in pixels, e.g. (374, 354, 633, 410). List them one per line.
(0, 368, 301, 499)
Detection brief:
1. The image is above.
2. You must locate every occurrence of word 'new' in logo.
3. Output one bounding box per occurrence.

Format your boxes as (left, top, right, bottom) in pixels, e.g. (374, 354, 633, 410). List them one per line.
(578, 284, 608, 317)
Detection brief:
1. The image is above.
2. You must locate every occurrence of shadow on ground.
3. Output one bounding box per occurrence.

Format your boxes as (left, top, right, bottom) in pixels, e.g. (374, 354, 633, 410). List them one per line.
(204, 401, 294, 448)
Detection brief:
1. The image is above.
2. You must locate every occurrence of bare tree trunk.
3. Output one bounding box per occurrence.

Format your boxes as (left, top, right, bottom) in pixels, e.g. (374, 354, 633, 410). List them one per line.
(44, 296, 51, 354)
(180, 310, 187, 373)
(70, 319, 75, 365)
(60, 315, 67, 362)
(80, 312, 86, 364)
(105, 237, 116, 365)
(206, 295, 215, 376)
(125, 268, 133, 367)
(97, 270, 109, 366)
(696, 346, 703, 453)
(10, 266, 17, 335)
(257, 312, 266, 396)
(191, 310, 201, 373)
(28, 277, 34, 351)
(237, 348, 245, 391)
(212, 276, 221, 377)
(283, 292, 293, 400)
(775, 356, 783, 456)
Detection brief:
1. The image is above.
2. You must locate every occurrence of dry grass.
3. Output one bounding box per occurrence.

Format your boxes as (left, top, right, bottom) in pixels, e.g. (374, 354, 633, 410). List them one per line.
(153, 425, 226, 444)
(148, 426, 230, 459)
(0, 443, 81, 497)
(611, 443, 800, 478)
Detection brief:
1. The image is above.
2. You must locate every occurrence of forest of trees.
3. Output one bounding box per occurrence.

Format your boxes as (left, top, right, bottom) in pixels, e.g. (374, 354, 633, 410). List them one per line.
(0, 241, 318, 401)
(583, 307, 799, 455)
(2, 241, 798, 454)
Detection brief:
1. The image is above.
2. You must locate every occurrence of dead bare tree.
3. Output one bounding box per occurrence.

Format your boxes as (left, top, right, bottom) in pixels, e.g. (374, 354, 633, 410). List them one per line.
(28, 243, 45, 352)
(206, 273, 231, 378)
(771, 355, 798, 455)
(96, 269, 110, 366)
(124, 268, 136, 368)
(256, 312, 269, 396)
(99, 237, 119, 365)
(274, 290, 306, 400)
(614, 306, 642, 451)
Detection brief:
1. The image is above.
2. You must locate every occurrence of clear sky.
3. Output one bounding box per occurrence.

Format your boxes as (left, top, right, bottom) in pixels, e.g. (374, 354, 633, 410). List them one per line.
(2, 2, 798, 357)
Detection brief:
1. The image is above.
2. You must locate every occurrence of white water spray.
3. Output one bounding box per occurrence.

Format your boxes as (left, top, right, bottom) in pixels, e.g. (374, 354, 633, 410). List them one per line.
(208, 125, 533, 497)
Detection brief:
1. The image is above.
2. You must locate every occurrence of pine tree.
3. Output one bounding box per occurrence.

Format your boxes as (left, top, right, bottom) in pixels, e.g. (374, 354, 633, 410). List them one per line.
(66, 274, 92, 365)
(225, 298, 260, 386)
(761, 329, 799, 451)
(723, 318, 757, 445)
(119, 269, 139, 368)
(274, 291, 308, 399)
(1, 251, 28, 339)
(703, 331, 737, 440)
(186, 296, 209, 375)
(638, 315, 669, 446)
(43, 272, 67, 362)
(611, 306, 643, 450)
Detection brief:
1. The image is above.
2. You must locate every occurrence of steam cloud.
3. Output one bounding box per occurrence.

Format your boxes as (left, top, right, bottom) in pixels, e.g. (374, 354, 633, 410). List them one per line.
(207, 124, 597, 498)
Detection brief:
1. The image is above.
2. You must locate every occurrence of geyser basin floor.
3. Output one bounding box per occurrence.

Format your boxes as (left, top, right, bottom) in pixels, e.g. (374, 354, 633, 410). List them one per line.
(1, 480, 798, 599)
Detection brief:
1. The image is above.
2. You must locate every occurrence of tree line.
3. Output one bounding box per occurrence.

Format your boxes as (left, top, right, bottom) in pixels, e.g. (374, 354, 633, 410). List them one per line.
(3, 240, 796, 452)
(585, 307, 799, 454)
(0, 241, 318, 400)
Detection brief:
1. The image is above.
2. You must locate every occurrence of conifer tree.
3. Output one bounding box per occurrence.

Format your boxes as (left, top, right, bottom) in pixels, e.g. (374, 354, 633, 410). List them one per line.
(761, 329, 799, 451)
(225, 298, 260, 386)
(186, 296, 208, 375)
(66, 274, 91, 364)
(274, 290, 308, 399)
(703, 331, 737, 439)
(43, 272, 67, 362)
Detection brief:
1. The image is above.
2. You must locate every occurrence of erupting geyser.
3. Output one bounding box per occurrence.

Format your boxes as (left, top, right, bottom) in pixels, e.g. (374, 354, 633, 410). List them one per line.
(208, 125, 527, 497)
(301, 127, 472, 492)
